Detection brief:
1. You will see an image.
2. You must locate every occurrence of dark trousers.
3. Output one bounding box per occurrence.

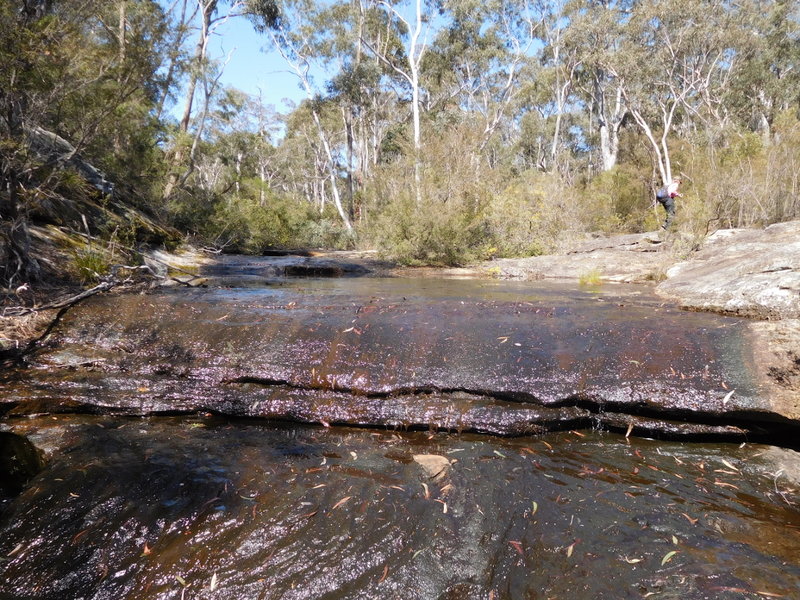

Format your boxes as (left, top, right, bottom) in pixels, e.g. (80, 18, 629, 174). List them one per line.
(658, 196, 675, 229)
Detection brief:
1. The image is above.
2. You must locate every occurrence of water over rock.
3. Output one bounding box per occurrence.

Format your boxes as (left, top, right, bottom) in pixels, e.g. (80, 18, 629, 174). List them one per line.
(0, 275, 792, 442)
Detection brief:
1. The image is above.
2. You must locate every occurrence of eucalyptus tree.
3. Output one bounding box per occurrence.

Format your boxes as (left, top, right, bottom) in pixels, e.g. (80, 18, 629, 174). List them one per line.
(251, 0, 354, 231)
(426, 0, 540, 165)
(567, 0, 631, 172)
(613, 0, 738, 187)
(532, 0, 581, 172)
(162, 0, 254, 201)
(359, 0, 435, 204)
(726, 0, 800, 143)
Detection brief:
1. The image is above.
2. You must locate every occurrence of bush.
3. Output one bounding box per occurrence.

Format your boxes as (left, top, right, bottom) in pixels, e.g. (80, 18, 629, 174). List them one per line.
(486, 171, 586, 256)
(580, 167, 652, 233)
(367, 191, 488, 266)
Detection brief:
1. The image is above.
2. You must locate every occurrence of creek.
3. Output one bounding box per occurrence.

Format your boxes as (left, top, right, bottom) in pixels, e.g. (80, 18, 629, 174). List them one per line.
(1, 270, 799, 599)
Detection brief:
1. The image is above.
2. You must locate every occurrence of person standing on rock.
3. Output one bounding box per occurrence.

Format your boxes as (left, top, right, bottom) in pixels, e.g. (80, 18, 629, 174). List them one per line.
(655, 177, 682, 230)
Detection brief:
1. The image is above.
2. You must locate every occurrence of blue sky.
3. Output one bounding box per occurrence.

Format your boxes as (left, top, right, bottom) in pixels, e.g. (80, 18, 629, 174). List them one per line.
(208, 16, 305, 113)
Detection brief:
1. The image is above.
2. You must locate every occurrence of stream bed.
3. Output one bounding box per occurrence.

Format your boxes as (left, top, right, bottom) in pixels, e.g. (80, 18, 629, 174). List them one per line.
(1, 416, 799, 599)
(1, 273, 799, 598)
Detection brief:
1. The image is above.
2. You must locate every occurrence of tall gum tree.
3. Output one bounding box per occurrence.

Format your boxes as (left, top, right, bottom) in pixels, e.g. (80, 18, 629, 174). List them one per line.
(427, 0, 540, 166)
(614, 0, 736, 187)
(361, 0, 432, 204)
(253, 0, 354, 231)
(162, 0, 251, 201)
(568, 0, 631, 172)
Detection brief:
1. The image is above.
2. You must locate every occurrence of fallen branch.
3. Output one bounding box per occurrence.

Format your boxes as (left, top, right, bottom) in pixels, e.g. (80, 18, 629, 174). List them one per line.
(0, 265, 158, 362)
(3, 265, 155, 317)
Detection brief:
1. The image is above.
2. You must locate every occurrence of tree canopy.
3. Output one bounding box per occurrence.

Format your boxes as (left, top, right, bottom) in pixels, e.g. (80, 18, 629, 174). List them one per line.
(2, 0, 799, 278)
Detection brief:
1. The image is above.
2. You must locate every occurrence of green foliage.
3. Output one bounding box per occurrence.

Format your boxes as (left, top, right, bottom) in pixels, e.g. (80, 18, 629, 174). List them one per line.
(4, 0, 800, 281)
(70, 248, 110, 284)
(578, 268, 603, 287)
(485, 171, 586, 256)
(581, 167, 651, 233)
(368, 192, 487, 266)
(182, 190, 347, 253)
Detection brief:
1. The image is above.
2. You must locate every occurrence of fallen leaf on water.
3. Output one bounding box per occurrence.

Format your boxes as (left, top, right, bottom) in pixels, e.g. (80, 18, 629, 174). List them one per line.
(755, 591, 785, 598)
(493, 450, 507, 458)
(421, 483, 430, 499)
(714, 480, 740, 490)
(622, 556, 642, 564)
(625, 423, 634, 438)
(681, 512, 699, 525)
(671, 535, 679, 545)
(566, 542, 577, 557)
(720, 458, 739, 471)
(137, 387, 150, 393)
(722, 389, 735, 405)
(531, 501, 538, 516)
(378, 565, 388, 583)
(714, 469, 738, 476)
(509, 541, 524, 557)
(141, 543, 152, 556)
(210, 573, 218, 591)
(497, 336, 509, 344)
(661, 550, 678, 565)
(332, 496, 352, 510)
(176, 575, 187, 587)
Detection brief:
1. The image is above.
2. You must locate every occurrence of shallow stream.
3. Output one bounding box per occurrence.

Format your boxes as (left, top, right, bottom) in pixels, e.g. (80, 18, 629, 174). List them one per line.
(1, 273, 799, 598)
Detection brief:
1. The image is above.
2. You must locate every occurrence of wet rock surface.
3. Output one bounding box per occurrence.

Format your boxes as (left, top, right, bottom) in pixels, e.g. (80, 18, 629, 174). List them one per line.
(1, 416, 798, 600)
(480, 222, 800, 431)
(0, 431, 44, 497)
(0, 277, 792, 442)
(3, 231, 800, 599)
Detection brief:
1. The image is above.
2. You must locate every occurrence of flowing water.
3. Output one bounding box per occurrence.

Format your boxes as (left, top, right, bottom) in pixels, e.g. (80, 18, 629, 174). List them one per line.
(1, 417, 798, 599)
(1, 274, 799, 599)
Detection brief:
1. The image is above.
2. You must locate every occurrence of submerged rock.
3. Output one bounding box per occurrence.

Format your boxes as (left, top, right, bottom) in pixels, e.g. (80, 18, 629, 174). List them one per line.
(0, 277, 794, 442)
(412, 454, 451, 481)
(0, 431, 44, 497)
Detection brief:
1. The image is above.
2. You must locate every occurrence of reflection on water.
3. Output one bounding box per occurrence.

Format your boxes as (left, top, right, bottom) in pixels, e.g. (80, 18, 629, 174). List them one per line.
(1, 415, 798, 599)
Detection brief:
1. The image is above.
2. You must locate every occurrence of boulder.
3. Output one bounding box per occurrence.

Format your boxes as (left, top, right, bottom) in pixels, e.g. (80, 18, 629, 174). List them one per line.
(657, 221, 800, 319)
